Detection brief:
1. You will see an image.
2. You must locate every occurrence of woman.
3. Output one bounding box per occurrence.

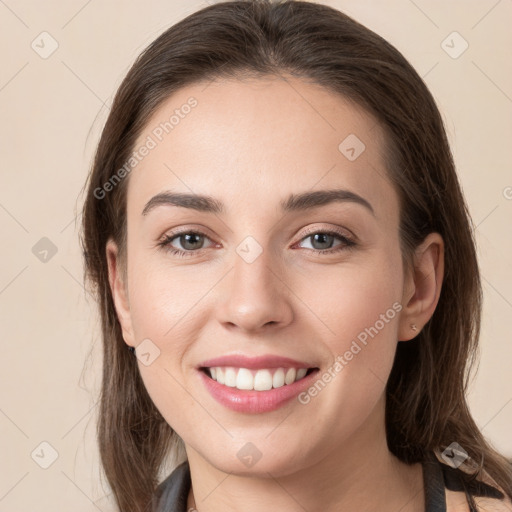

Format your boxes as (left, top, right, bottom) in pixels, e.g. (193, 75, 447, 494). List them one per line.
(80, 1, 512, 511)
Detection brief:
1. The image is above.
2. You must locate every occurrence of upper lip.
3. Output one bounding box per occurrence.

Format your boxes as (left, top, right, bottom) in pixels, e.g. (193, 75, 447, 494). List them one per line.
(199, 354, 317, 370)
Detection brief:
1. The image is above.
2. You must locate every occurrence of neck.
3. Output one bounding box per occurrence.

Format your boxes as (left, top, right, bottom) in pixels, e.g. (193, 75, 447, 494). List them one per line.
(185, 397, 424, 512)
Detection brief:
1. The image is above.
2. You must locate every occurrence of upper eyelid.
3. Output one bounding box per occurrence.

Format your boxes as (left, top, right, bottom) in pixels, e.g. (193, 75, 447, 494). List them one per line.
(299, 224, 355, 240)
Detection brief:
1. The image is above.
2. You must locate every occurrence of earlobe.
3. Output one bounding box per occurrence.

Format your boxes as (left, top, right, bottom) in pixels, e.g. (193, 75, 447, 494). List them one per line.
(398, 232, 445, 342)
(106, 239, 136, 347)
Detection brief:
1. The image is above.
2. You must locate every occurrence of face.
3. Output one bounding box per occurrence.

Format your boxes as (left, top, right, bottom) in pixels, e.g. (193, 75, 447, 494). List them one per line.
(108, 74, 422, 477)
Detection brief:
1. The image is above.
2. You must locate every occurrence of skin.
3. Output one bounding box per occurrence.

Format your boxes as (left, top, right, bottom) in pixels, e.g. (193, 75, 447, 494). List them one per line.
(106, 74, 445, 512)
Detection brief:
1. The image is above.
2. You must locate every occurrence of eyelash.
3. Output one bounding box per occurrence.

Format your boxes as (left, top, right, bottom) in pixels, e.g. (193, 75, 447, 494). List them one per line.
(157, 227, 357, 258)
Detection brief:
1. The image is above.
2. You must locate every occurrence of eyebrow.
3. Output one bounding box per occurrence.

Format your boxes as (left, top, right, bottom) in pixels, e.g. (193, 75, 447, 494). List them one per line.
(141, 188, 375, 217)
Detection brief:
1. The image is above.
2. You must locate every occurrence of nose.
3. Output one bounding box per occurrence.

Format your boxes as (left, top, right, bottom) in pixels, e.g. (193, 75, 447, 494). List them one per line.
(216, 245, 294, 334)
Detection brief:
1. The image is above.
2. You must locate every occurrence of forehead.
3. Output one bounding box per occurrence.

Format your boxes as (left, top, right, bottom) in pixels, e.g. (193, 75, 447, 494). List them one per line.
(128, 74, 397, 224)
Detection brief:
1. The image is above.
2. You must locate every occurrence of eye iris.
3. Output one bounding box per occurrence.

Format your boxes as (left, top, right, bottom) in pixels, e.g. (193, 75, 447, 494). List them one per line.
(181, 233, 203, 250)
(311, 233, 334, 250)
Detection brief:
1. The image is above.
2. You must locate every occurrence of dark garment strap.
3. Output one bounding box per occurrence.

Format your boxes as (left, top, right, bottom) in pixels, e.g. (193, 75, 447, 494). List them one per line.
(440, 459, 505, 512)
(423, 451, 505, 512)
(441, 461, 505, 499)
(423, 452, 447, 511)
(152, 460, 191, 512)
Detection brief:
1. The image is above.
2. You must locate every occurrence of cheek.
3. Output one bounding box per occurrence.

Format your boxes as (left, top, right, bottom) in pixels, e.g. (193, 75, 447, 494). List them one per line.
(302, 249, 403, 403)
(126, 251, 207, 346)
(125, 256, 206, 430)
(302, 252, 402, 349)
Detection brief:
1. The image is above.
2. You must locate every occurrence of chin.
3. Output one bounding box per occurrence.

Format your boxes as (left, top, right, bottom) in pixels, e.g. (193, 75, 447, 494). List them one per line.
(197, 439, 314, 478)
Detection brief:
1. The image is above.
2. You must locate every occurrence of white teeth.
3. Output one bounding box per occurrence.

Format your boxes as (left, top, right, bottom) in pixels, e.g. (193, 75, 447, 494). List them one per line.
(236, 368, 254, 390)
(254, 370, 273, 391)
(206, 366, 310, 391)
(296, 368, 307, 380)
(272, 368, 285, 388)
(224, 367, 237, 387)
(285, 368, 296, 385)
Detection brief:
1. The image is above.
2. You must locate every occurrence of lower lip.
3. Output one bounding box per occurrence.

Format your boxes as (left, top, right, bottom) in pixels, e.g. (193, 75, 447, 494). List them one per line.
(198, 369, 320, 413)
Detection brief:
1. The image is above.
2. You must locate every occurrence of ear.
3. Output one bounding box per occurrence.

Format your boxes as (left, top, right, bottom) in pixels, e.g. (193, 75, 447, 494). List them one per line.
(398, 232, 445, 342)
(106, 238, 136, 348)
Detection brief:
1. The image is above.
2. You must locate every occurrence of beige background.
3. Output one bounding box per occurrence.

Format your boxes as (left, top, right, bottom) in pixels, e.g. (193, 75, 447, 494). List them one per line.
(0, 0, 511, 509)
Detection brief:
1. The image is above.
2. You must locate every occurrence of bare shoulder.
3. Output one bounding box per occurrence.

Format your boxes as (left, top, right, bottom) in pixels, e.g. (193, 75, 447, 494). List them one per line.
(446, 487, 472, 511)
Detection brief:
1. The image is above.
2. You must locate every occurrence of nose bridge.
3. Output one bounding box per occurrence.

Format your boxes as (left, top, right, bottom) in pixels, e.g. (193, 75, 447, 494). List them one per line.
(234, 235, 277, 293)
(216, 233, 293, 331)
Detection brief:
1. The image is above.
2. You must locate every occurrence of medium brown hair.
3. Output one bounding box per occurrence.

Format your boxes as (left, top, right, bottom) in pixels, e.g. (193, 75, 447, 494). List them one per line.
(80, 1, 512, 510)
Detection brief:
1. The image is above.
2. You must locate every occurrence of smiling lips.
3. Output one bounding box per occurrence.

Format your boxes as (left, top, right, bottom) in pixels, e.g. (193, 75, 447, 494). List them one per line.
(198, 354, 320, 413)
